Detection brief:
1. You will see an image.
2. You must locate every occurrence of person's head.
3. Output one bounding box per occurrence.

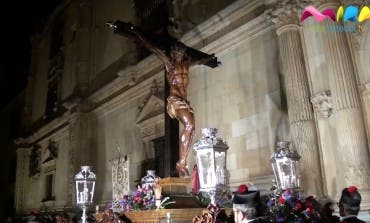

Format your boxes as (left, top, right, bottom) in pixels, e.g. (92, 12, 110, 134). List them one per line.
(232, 184, 260, 223)
(338, 186, 361, 217)
(170, 43, 186, 62)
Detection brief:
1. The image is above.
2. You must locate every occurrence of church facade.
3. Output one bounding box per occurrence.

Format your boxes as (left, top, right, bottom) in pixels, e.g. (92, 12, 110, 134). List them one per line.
(14, 0, 370, 215)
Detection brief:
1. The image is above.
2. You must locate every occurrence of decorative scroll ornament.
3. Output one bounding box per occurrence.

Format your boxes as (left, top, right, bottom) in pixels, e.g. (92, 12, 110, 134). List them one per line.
(310, 90, 333, 118)
(112, 154, 129, 201)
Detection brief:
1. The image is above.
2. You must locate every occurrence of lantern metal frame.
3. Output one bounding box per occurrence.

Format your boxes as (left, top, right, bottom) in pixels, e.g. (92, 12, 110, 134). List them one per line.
(75, 166, 96, 223)
(270, 141, 300, 191)
(193, 128, 229, 205)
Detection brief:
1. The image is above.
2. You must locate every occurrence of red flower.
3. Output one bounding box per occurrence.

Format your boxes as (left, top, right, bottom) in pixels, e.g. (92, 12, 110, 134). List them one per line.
(238, 184, 248, 194)
(306, 207, 312, 213)
(294, 202, 302, 211)
(278, 197, 285, 204)
(347, 186, 357, 193)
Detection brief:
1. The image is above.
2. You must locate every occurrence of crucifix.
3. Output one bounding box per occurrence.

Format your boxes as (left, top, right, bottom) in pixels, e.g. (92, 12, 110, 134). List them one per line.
(107, 20, 220, 177)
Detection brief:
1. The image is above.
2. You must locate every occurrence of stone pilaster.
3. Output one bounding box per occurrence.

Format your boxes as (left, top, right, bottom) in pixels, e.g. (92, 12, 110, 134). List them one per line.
(350, 20, 370, 145)
(75, 0, 92, 96)
(272, 5, 323, 196)
(14, 147, 30, 213)
(319, 2, 370, 205)
(66, 112, 92, 205)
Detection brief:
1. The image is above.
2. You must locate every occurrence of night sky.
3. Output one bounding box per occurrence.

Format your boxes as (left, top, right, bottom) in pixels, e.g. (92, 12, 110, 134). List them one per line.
(0, 1, 59, 219)
(0, 1, 59, 109)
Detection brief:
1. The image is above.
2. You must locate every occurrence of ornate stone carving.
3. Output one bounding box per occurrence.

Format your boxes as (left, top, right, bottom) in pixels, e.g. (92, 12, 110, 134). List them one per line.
(269, 0, 312, 30)
(311, 90, 333, 118)
(112, 155, 129, 200)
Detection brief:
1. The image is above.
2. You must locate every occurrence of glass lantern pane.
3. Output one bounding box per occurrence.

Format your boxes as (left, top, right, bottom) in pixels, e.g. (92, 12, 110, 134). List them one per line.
(276, 158, 295, 189)
(215, 152, 225, 185)
(86, 181, 95, 202)
(197, 150, 215, 188)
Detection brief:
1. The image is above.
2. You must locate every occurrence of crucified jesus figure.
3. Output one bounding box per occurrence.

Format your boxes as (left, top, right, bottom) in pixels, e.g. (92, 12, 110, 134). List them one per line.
(107, 21, 220, 177)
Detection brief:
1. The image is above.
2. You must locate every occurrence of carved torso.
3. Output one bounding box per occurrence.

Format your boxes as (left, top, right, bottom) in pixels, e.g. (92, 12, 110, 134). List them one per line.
(165, 61, 189, 100)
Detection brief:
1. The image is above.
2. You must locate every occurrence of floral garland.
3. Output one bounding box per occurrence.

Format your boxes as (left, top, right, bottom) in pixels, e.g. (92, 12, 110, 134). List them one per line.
(266, 189, 321, 223)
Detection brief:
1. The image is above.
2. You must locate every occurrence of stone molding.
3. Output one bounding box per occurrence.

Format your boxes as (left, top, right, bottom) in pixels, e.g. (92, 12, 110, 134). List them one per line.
(15, 116, 69, 146)
(181, 0, 265, 47)
(311, 90, 333, 118)
(92, 73, 162, 117)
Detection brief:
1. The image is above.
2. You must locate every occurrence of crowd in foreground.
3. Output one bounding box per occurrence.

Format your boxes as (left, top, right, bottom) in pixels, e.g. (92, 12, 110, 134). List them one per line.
(232, 185, 366, 223)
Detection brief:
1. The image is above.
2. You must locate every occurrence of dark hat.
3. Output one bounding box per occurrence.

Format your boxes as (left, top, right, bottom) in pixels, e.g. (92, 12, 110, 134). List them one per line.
(233, 191, 260, 207)
(232, 184, 260, 207)
(340, 186, 361, 207)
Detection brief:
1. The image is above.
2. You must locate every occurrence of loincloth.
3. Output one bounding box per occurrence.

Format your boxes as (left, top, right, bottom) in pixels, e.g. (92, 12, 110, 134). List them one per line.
(166, 96, 194, 119)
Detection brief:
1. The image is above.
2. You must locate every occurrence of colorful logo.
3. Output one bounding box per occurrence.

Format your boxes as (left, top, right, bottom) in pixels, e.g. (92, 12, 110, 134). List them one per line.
(300, 5, 370, 23)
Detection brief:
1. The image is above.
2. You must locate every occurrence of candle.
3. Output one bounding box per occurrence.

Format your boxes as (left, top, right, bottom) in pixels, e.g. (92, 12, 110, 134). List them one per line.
(95, 205, 99, 213)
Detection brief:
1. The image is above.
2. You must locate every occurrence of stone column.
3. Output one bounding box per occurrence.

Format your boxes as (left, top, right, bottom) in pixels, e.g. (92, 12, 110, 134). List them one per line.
(319, 3, 370, 202)
(273, 7, 323, 196)
(14, 147, 30, 213)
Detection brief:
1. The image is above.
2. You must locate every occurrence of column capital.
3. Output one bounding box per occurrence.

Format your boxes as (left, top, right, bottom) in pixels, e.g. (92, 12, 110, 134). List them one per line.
(269, 1, 309, 34)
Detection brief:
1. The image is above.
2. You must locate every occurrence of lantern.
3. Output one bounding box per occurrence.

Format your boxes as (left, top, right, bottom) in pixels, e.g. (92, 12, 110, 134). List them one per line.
(193, 128, 228, 204)
(75, 166, 96, 223)
(141, 170, 157, 188)
(270, 141, 300, 190)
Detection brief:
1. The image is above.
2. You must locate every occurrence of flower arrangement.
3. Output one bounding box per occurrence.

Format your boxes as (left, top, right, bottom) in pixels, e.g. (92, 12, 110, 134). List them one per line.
(192, 188, 232, 208)
(266, 189, 321, 223)
(118, 184, 174, 211)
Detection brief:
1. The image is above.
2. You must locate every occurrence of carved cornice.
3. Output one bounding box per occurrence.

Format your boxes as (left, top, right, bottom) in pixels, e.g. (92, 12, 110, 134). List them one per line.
(311, 90, 333, 118)
(181, 0, 265, 46)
